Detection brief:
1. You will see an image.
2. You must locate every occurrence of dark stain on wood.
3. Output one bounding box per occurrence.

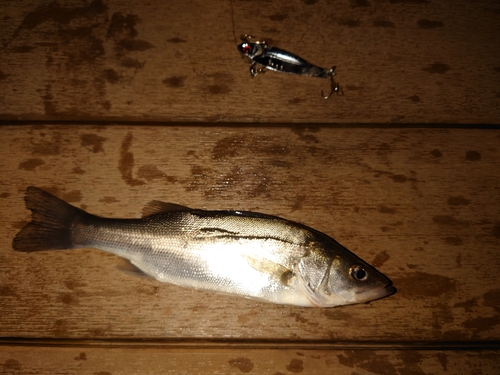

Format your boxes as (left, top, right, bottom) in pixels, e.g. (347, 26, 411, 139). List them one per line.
(53, 319, 68, 336)
(57, 27, 105, 65)
(0, 69, 10, 81)
(208, 84, 231, 95)
(2, 359, 21, 371)
(31, 133, 61, 155)
(430, 149, 442, 157)
(373, 19, 395, 27)
(292, 128, 319, 144)
(137, 165, 165, 181)
(228, 357, 254, 373)
(119, 133, 145, 186)
(301, 0, 320, 5)
(454, 297, 479, 312)
(42, 84, 57, 116)
(493, 222, 500, 239)
(462, 316, 500, 336)
(483, 288, 500, 313)
(422, 63, 450, 74)
(432, 215, 469, 226)
(444, 236, 463, 246)
(391, 174, 407, 183)
(167, 37, 187, 43)
(371, 251, 390, 268)
(9, 45, 37, 53)
(81, 134, 106, 153)
(163, 76, 187, 88)
(291, 195, 306, 212)
(323, 309, 351, 321)
(436, 352, 448, 371)
(10, 0, 107, 41)
(72, 167, 86, 175)
(119, 39, 154, 52)
(286, 359, 304, 373)
(352, 0, 372, 7)
(417, 19, 444, 28)
(447, 195, 470, 206)
(0, 285, 17, 297)
(61, 190, 83, 203)
(269, 14, 288, 21)
(120, 57, 145, 70)
(378, 205, 396, 214)
(397, 351, 426, 375)
(337, 350, 398, 375)
(290, 313, 308, 324)
(74, 352, 87, 361)
(338, 18, 361, 27)
(465, 150, 481, 161)
(106, 13, 139, 40)
(0, 192, 10, 198)
(99, 196, 119, 203)
(390, 0, 427, 4)
(212, 136, 245, 160)
(58, 292, 79, 305)
(19, 158, 45, 170)
(393, 271, 456, 299)
(105, 69, 120, 84)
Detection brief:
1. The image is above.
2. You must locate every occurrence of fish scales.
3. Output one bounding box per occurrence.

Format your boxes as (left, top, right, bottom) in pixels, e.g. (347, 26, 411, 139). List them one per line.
(13, 187, 395, 307)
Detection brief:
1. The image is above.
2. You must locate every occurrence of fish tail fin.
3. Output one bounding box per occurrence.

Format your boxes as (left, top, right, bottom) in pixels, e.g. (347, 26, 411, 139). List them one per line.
(12, 186, 88, 252)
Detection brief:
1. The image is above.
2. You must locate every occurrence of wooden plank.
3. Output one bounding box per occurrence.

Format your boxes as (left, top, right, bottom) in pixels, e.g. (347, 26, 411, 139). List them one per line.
(1, 0, 499, 123)
(1, 125, 499, 341)
(1, 345, 499, 375)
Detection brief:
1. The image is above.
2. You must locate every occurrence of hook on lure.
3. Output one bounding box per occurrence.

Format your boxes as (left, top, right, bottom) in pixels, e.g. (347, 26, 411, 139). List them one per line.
(237, 35, 341, 99)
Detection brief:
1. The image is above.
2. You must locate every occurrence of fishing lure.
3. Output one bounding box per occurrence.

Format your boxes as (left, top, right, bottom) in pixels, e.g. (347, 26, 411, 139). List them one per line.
(237, 35, 341, 99)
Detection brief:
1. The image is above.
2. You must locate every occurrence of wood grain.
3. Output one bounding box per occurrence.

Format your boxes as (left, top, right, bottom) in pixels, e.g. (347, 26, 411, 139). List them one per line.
(1, 125, 499, 342)
(1, 0, 500, 124)
(1, 345, 499, 375)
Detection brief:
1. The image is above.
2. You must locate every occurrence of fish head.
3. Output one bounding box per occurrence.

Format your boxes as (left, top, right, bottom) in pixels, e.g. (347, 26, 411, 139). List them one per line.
(237, 41, 265, 61)
(298, 240, 395, 307)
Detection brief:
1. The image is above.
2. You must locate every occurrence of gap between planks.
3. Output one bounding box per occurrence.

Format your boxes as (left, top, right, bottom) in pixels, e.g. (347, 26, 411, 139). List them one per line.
(1, 338, 499, 351)
(0, 120, 500, 129)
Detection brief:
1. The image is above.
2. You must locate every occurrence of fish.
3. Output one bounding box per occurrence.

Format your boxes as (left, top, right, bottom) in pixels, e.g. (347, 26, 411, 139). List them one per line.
(12, 186, 395, 307)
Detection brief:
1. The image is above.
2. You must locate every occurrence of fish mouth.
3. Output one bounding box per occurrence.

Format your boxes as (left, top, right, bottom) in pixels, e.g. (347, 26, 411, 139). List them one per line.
(355, 283, 396, 304)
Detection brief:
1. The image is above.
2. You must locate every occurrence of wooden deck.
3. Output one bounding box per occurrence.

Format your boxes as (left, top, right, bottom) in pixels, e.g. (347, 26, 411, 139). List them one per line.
(1, 1, 499, 374)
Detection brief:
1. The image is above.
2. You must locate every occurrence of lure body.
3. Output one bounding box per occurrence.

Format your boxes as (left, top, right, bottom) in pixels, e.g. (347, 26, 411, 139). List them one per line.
(237, 35, 340, 98)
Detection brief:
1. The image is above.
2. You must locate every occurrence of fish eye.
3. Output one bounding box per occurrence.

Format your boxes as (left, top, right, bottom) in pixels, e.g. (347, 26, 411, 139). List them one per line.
(241, 43, 252, 55)
(350, 265, 368, 282)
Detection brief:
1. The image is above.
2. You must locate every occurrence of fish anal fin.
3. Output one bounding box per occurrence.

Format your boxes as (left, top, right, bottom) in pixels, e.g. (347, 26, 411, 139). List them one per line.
(116, 260, 155, 280)
(142, 200, 191, 217)
(244, 255, 294, 286)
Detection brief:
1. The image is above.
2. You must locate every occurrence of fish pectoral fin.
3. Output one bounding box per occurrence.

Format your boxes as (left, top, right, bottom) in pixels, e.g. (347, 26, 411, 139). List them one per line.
(244, 255, 294, 286)
(116, 260, 155, 280)
(142, 200, 192, 217)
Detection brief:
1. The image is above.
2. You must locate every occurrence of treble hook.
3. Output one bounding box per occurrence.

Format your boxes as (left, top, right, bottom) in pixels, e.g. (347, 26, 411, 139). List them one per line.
(321, 68, 341, 100)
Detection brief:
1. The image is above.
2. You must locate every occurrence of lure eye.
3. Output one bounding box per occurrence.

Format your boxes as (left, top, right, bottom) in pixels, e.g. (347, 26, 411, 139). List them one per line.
(350, 265, 368, 282)
(241, 43, 252, 55)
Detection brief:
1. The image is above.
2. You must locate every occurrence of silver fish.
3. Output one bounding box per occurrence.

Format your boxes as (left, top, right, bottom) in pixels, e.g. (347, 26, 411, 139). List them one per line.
(12, 187, 395, 307)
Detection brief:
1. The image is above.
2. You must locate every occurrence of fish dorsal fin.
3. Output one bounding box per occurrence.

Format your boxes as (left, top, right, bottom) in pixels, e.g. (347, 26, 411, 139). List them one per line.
(116, 260, 155, 280)
(142, 200, 192, 217)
